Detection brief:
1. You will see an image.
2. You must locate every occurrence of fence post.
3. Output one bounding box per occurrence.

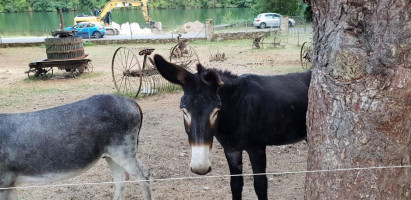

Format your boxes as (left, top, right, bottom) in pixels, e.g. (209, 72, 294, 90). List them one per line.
(304, 23, 307, 34)
(280, 16, 289, 34)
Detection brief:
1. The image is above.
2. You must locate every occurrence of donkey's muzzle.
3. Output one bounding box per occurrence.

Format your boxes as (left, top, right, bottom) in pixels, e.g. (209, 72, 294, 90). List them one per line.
(190, 144, 212, 175)
(191, 166, 212, 175)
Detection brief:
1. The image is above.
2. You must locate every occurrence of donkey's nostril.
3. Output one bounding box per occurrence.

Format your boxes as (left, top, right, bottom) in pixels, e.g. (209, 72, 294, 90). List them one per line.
(190, 167, 198, 174)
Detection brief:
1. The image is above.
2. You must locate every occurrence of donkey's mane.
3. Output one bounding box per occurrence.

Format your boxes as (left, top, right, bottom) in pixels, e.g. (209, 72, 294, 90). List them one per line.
(203, 68, 240, 88)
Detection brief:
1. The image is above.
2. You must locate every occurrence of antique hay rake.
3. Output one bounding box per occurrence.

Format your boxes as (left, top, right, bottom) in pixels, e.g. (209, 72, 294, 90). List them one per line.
(111, 39, 200, 98)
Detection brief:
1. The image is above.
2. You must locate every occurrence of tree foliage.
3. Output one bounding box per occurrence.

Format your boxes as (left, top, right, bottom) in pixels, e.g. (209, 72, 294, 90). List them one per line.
(0, 0, 29, 12)
(0, 0, 305, 17)
(251, 0, 305, 16)
(0, 0, 107, 12)
(0, 0, 254, 12)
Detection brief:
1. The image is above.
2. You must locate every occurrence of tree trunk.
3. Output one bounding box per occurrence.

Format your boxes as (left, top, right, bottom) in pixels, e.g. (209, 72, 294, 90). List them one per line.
(305, 1, 411, 199)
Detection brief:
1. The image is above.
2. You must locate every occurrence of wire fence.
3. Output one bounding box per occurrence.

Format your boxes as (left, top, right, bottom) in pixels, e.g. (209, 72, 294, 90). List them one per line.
(211, 16, 312, 37)
(2, 164, 410, 191)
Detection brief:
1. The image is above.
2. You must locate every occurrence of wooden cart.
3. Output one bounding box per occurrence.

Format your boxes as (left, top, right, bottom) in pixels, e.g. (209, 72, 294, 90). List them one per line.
(27, 54, 92, 79)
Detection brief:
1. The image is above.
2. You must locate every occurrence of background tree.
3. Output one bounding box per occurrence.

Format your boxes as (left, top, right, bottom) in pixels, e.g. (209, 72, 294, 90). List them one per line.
(29, 0, 54, 12)
(305, 0, 411, 199)
(251, 0, 305, 16)
(1, 0, 29, 12)
(0, 0, 257, 12)
(303, 3, 311, 22)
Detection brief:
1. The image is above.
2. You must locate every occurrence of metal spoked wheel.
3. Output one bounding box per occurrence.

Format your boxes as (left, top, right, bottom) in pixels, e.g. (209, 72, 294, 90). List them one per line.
(300, 42, 313, 69)
(169, 43, 200, 73)
(85, 61, 94, 73)
(27, 67, 53, 79)
(111, 47, 142, 98)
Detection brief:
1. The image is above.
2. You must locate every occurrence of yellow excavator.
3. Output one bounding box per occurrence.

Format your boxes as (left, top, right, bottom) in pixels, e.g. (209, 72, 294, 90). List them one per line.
(74, 0, 158, 35)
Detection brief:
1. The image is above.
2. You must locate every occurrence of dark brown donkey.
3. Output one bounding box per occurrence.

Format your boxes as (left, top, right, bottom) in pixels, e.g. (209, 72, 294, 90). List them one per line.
(154, 55, 311, 200)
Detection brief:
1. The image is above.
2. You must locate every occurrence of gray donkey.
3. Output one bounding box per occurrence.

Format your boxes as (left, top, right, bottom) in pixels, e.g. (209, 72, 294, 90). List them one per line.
(0, 94, 152, 200)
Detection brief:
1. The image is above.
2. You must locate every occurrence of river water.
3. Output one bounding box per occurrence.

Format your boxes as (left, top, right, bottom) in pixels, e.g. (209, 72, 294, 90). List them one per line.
(0, 8, 254, 37)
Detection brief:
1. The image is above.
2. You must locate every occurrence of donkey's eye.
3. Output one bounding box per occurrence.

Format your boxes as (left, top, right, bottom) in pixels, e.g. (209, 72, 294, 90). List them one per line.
(209, 108, 220, 126)
(181, 108, 191, 125)
(212, 109, 219, 117)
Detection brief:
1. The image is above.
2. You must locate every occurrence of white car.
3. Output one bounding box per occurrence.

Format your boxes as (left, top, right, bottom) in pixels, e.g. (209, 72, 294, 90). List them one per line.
(253, 13, 295, 29)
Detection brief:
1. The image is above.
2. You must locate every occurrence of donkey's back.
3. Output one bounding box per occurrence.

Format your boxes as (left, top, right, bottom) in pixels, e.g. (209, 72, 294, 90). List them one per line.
(0, 94, 151, 200)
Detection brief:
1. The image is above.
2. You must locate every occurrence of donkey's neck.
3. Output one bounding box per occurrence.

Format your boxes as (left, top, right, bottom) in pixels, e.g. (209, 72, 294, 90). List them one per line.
(214, 70, 245, 137)
(215, 70, 243, 103)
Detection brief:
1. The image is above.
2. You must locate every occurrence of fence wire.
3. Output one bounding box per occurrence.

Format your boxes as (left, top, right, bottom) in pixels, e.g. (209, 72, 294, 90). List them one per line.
(2, 164, 410, 191)
(212, 16, 313, 36)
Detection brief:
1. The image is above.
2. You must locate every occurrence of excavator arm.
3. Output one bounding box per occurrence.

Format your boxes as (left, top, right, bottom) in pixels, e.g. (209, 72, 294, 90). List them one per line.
(74, 0, 153, 25)
(97, 0, 153, 24)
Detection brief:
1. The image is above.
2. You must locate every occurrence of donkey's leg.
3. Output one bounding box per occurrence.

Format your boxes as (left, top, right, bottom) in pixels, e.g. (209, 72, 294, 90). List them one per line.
(224, 150, 243, 200)
(246, 146, 268, 200)
(0, 189, 17, 200)
(113, 157, 152, 200)
(0, 173, 18, 200)
(106, 157, 129, 200)
(108, 143, 152, 200)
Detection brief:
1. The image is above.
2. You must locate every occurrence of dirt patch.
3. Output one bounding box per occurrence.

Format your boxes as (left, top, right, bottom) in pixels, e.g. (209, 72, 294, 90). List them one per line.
(174, 21, 205, 34)
(0, 35, 310, 200)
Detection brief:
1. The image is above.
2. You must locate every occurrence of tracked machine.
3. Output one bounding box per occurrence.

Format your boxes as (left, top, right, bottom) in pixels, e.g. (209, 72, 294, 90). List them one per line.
(74, 0, 160, 35)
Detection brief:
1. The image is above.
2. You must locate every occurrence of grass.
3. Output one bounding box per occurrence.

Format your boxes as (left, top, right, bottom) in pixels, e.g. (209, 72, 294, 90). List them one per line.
(83, 41, 95, 46)
(0, 87, 63, 108)
(191, 39, 250, 46)
(24, 70, 103, 81)
(77, 71, 104, 79)
(115, 84, 182, 99)
(0, 99, 20, 107)
(0, 87, 62, 95)
(25, 73, 53, 81)
(0, 83, 100, 109)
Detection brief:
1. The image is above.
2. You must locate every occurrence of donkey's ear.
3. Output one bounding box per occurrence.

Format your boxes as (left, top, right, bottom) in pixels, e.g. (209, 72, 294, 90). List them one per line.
(201, 69, 224, 88)
(153, 54, 192, 85)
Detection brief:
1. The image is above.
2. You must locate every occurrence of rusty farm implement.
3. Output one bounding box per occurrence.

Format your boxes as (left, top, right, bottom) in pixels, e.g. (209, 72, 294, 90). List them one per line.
(111, 38, 200, 98)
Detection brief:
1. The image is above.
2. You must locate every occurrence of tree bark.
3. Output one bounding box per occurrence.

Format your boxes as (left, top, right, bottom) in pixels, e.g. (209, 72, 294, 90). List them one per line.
(305, 0, 411, 199)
